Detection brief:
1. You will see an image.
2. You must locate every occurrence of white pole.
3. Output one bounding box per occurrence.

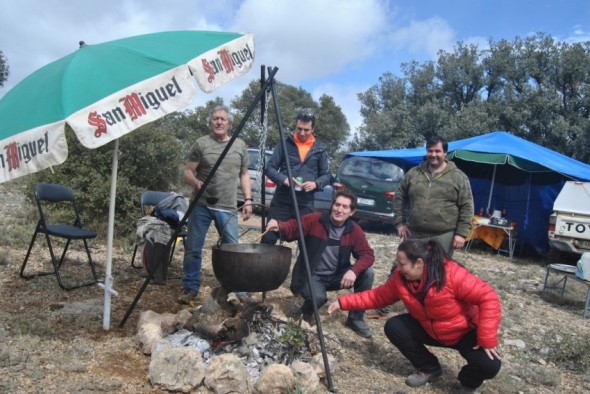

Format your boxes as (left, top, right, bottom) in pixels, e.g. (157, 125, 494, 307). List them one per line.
(101, 139, 120, 330)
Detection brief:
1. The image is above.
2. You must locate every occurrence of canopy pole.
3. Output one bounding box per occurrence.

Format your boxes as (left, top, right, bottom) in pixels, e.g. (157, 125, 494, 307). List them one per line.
(486, 164, 497, 214)
(101, 139, 120, 330)
(523, 172, 531, 229)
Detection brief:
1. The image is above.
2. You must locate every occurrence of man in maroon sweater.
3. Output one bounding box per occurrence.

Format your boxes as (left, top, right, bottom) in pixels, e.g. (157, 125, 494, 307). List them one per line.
(266, 190, 375, 337)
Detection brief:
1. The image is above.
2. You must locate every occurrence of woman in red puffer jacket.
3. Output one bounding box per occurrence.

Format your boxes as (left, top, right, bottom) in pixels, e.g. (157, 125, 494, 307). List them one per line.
(327, 239, 501, 393)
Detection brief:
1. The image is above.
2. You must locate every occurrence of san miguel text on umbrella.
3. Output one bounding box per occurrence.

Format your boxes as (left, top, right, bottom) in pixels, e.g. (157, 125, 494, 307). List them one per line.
(88, 75, 184, 137)
(1, 131, 49, 172)
(202, 44, 254, 83)
(0, 40, 254, 174)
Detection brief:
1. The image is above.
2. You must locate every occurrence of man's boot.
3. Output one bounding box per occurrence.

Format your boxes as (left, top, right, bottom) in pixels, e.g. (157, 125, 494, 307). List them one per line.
(345, 310, 372, 338)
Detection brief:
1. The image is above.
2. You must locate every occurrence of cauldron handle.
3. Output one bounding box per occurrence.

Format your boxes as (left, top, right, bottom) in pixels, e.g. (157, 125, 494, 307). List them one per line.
(216, 203, 270, 248)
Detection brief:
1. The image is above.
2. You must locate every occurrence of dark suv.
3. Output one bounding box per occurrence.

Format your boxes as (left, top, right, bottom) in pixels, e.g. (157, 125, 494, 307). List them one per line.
(334, 156, 404, 223)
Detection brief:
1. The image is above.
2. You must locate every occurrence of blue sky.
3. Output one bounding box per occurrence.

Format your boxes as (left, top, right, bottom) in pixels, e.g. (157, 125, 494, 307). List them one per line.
(1, 0, 588, 135)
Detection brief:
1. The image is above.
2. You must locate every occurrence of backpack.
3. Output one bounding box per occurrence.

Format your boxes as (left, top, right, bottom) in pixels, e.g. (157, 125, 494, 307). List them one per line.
(152, 194, 187, 227)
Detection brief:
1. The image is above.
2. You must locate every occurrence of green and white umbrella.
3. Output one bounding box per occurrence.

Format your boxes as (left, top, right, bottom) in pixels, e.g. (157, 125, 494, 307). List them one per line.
(0, 30, 255, 329)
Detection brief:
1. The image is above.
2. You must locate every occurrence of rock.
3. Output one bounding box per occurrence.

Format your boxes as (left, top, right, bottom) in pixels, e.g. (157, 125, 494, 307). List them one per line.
(204, 353, 251, 393)
(149, 340, 205, 393)
(136, 322, 162, 355)
(176, 308, 192, 326)
(310, 353, 337, 379)
(137, 310, 162, 327)
(159, 312, 183, 335)
(290, 360, 319, 392)
(137, 310, 194, 354)
(504, 339, 526, 349)
(255, 363, 294, 394)
(137, 309, 185, 335)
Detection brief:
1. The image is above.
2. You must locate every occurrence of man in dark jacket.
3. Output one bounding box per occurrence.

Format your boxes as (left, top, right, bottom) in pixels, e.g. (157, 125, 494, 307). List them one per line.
(265, 190, 375, 338)
(261, 110, 331, 245)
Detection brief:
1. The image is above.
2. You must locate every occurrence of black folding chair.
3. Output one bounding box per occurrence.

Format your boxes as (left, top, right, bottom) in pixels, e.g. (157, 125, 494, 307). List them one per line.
(130, 191, 187, 269)
(20, 183, 98, 290)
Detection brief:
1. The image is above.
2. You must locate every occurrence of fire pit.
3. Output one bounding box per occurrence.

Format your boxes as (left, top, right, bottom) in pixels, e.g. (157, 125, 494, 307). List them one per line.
(139, 287, 333, 393)
(166, 288, 313, 378)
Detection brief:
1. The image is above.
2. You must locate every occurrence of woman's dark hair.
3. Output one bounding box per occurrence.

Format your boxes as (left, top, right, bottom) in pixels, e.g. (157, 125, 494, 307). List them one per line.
(398, 238, 446, 291)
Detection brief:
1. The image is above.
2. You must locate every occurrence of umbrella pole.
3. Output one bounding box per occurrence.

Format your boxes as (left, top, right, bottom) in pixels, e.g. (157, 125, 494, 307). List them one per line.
(99, 139, 120, 330)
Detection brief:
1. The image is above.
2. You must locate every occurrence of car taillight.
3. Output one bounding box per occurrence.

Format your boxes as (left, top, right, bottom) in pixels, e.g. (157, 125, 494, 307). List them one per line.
(333, 182, 346, 191)
(548, 214, 556, 232)
(385, 191, 395, 199)
(265, 177, 276, 188)
(548, 214, 556, 236)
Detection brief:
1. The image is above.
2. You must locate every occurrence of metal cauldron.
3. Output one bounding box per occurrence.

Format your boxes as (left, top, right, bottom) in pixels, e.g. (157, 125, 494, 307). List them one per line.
(211, 205, 292, 293)
(212, 243, 291, 292)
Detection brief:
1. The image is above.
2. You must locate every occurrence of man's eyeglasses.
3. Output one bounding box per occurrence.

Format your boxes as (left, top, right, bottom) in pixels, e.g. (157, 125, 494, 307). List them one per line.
(296, 110, 315, 122)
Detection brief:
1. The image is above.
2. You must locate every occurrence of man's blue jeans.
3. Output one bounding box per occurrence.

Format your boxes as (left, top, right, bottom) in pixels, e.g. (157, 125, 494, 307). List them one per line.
(182, 204, 238, 292)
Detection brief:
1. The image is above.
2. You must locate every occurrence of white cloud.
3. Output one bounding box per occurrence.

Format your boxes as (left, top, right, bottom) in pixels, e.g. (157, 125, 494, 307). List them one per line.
(2, 0, 584, 145)
(565, 25, 590, 43)
(0, 0, 231, 95)
(463, 35, 490, 52)
(230, 0, 390, 83)
(0, 0, 393, 119)
(389, 16, 456, 60)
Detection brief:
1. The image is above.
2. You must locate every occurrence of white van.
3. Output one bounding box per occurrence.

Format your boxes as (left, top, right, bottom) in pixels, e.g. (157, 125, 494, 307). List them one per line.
(548, 181, 590, 255)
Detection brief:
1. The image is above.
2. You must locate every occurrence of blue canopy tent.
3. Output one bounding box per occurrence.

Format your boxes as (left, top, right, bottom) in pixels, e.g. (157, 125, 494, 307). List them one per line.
(345, 131, 590, 254)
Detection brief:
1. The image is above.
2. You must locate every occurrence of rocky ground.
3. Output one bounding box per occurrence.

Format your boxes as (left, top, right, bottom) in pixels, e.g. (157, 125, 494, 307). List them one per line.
(0, 180, 590, 393)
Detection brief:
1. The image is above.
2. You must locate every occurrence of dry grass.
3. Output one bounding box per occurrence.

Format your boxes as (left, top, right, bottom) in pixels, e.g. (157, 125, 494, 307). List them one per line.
(1, 180, 590, 393)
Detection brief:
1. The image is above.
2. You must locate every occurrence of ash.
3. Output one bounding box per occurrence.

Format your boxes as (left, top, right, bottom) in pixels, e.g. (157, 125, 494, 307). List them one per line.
(163, 309, 312, 379)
